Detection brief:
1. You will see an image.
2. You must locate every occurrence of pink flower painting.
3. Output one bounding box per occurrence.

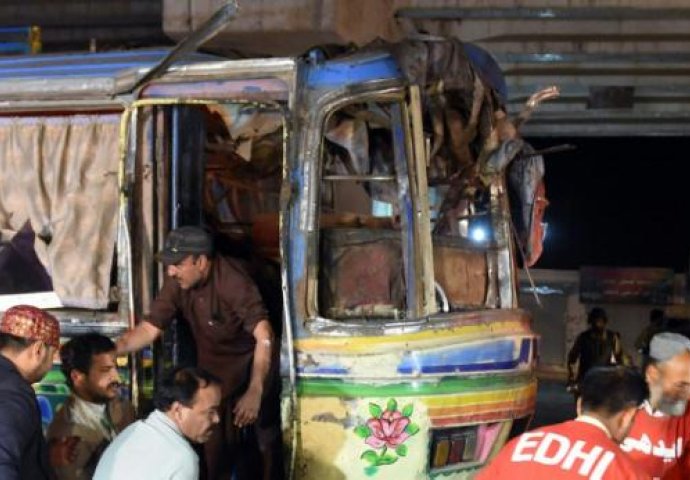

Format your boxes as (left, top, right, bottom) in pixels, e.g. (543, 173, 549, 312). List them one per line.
(354, 398, 420, 473)
(365, 410, 411, 449)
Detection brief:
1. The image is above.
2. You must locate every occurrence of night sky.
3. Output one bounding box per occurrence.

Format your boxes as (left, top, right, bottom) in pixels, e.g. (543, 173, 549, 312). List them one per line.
(527, 136, 690, 272)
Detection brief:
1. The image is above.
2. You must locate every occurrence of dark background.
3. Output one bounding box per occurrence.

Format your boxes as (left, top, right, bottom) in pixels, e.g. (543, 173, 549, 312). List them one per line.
(528, 136, 690, 272)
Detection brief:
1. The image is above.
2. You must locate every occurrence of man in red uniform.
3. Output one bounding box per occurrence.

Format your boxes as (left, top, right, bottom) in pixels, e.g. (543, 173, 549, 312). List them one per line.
(116, 226, 281, 480)
(477, 366, 648, 480)
(620, 332, 690, 479)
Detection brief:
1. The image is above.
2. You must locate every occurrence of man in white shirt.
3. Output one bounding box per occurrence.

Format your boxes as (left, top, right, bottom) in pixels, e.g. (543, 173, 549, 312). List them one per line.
(94, 366, 221, 480)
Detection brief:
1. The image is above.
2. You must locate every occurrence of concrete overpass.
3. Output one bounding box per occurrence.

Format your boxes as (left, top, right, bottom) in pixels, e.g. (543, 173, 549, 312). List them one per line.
(164, 0, 690, 136)
(5, 1, 689, 136)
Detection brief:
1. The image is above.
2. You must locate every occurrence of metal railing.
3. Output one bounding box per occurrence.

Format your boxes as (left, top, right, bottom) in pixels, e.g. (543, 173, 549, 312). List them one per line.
(0, 26, 41, 55)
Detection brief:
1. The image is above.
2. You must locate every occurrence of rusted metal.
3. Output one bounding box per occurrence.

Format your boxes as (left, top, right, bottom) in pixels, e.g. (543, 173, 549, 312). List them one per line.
(406, 85, 435, 317)
(0, 33, 544, 478)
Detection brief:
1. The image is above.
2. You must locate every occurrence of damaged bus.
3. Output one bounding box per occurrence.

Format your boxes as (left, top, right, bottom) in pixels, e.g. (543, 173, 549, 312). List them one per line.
(0, 7, 550, 479)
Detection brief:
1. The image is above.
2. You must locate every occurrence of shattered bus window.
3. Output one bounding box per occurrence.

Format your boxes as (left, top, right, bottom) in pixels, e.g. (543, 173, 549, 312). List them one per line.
(424, 86, 501, 311)
(317, 102, 406, 320)
(202, 103, 284, 257)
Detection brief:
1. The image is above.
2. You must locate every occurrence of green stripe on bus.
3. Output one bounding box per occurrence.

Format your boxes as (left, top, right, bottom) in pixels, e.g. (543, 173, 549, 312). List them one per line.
(295, 374, 535, 397)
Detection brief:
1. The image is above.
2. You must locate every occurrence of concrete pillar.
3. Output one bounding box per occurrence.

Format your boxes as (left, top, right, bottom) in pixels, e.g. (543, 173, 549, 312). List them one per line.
(163, 0, 398, 56)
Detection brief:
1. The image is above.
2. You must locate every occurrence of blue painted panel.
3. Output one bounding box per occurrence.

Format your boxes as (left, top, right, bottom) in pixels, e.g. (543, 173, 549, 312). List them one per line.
(294, 338, 533, 376)
(397, 338, 532, 375)
(0, 42, 31, 54)
(306, 53, 402, 89)
(463, 43, 507, 105)
(297, 366, 350, 375)
(0, 49, 218, 80)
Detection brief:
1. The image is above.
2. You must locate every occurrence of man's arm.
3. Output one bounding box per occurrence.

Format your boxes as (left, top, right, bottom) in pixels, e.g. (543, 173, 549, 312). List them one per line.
(233, 319, 274, 427)
(567, 335, 582, 383)
(117, 276, 180, 355)
(634, 326, 650, 351)
(0, 392, 35, 480)
(612, 331, 624, 364)
(116, 321, 163, 355)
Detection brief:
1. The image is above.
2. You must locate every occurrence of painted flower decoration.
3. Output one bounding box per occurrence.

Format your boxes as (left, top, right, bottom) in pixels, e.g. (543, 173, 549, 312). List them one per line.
(354, 398, 420, 473)
(366, 409, 410, 449)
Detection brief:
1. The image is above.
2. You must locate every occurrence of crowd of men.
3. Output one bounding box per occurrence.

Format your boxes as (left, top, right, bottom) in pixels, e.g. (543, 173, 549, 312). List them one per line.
(0, 226, 281, 480)
(482, 308, 690, 480)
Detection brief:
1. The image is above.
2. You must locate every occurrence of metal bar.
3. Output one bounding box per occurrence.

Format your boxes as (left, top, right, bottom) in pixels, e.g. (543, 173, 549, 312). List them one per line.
(395, 7, 690, 21)
(494, 52, 690, 65)
(126, 109, 139, 410)
(0, 27, 32, 34)
(504, 67, 690, 76)
(117, 107, 141, 413)
(169, 105, 180, 366)
(406, 85, 435, 317)
(0, 100, 123, 112)
(322, 174, 395, 182)
(170, 107, 180, 228)
(278, 112, 299, 480)
(490, 182, 515, 309)
(516, 144, 577, 160)
(150, 105, 162, 394)
(121, 0, 238, 95)
(520, 123, 690, 137)
(391, 102, 418, 319)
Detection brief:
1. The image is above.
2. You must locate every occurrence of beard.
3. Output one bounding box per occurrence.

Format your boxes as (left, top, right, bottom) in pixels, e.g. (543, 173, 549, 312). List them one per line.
(650, 382, 688, 416)
(86, 382, 120, 404)
(657, 397, 687, 416)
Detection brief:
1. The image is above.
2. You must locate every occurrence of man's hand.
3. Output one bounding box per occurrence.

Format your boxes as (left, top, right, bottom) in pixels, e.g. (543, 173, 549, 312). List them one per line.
(49, 436, 80, 467)
(233, 386, 262, 428)
(232, 320, 273, 428)
(114, 334, 131, 355)
(115, 321, 162, 355)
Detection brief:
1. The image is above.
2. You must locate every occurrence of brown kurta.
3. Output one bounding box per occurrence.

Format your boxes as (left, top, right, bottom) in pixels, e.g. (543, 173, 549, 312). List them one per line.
(147, 256, 279, 480)
(147, 256, 268, 396)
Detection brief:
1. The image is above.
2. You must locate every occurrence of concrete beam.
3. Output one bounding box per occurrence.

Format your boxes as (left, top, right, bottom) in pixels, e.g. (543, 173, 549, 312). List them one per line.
(163, 0, 398, 56)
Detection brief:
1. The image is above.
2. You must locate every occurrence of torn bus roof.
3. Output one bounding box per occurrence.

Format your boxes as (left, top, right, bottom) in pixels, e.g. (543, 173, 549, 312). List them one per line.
(0, 48, 219, 101)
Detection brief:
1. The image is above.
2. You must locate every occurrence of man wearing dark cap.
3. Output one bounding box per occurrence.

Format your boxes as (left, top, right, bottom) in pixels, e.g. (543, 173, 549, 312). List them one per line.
(621, 332, 690, 478)
(0, 304, 60, 480)
(116, 226, 281, 480)
(567, 307, 623, 394)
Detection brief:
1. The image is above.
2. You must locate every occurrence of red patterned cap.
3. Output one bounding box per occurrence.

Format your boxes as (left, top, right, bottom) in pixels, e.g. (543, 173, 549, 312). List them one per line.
(0, 305, 60, 349)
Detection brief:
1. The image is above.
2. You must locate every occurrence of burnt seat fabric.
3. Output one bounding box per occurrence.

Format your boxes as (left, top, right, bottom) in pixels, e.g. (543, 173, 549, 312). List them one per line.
(319, 228, 405, 319)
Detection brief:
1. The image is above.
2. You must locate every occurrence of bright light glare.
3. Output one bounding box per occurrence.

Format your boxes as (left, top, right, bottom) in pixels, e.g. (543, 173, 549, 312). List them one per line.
(470, 226, 488, 243)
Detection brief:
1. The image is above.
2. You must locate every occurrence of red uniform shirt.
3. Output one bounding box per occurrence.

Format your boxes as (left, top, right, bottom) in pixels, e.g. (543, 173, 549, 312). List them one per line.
(622, 401, 690, 479)
(663, 451, 690, 480)
(476, 417, 647, 480)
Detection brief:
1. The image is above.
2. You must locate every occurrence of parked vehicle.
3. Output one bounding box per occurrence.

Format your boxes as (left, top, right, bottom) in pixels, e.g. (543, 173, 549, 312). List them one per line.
(0, 6, 545, 478)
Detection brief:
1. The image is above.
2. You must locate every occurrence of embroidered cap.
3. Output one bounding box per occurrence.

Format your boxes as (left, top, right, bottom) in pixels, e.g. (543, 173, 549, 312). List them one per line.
(156, 226, 214, 265)
(649, 332, 690, 362)
(0, 305, 60, 349)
